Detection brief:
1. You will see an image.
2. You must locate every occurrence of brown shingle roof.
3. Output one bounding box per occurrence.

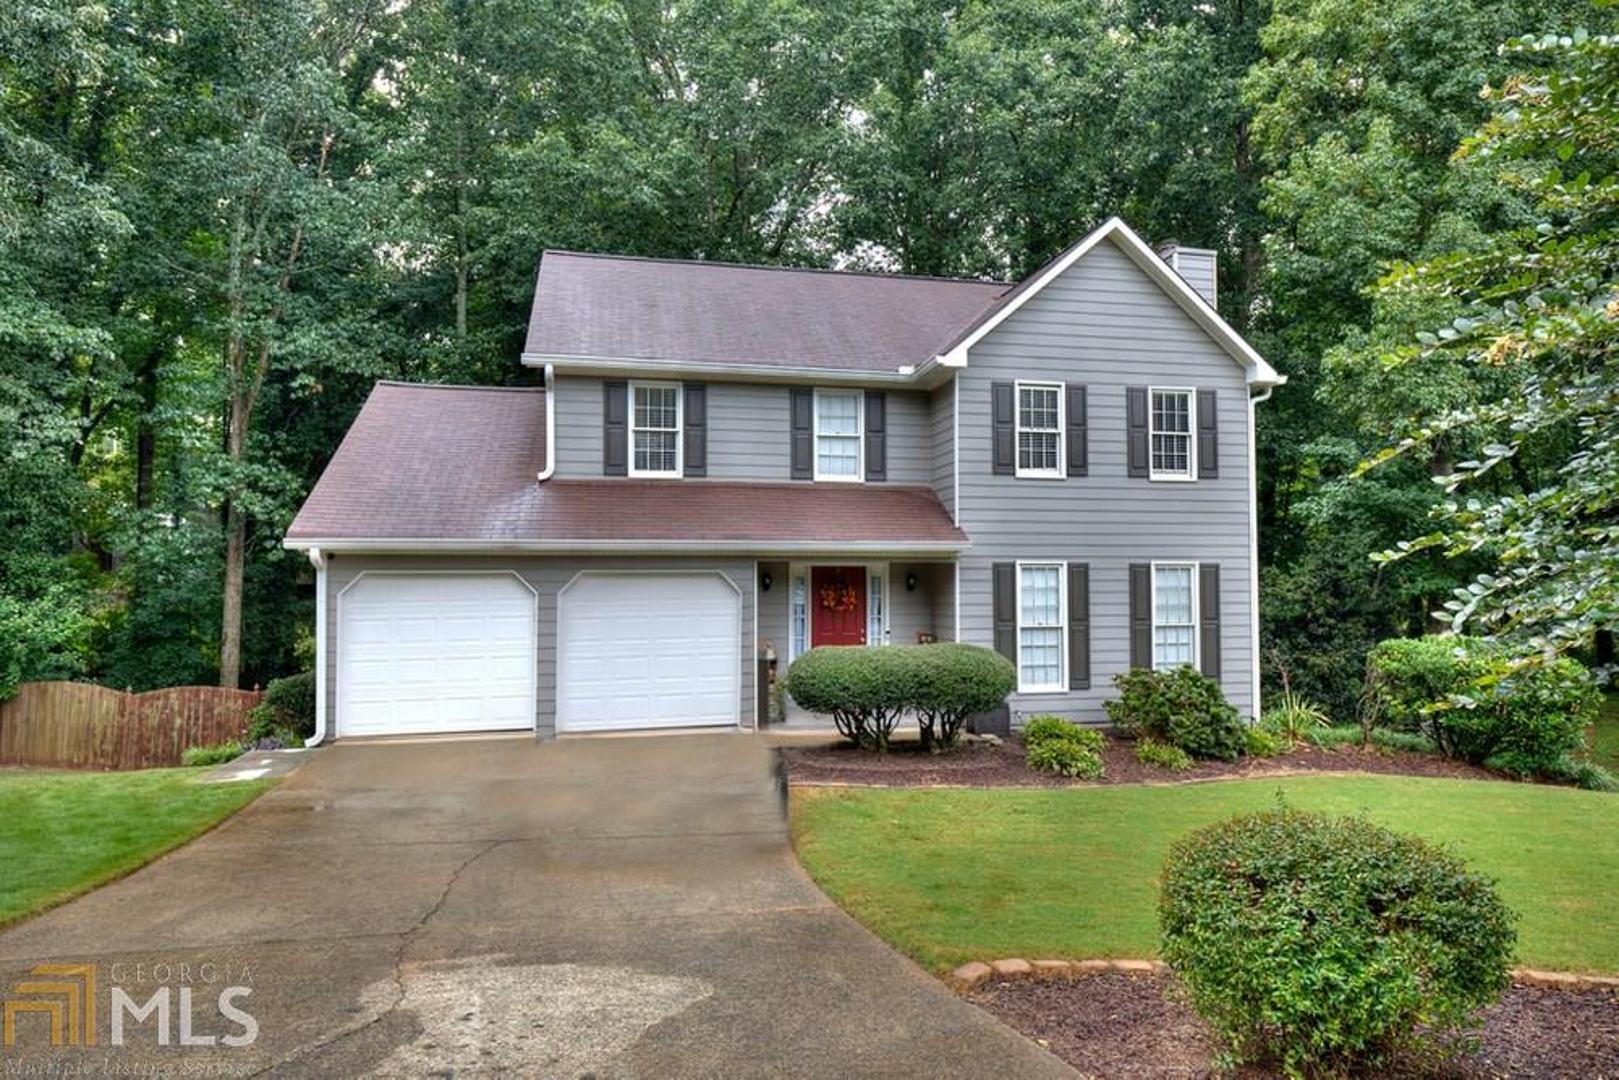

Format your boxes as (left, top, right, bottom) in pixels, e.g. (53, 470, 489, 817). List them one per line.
(524, 251, 1009, 372)
(286, 382, 967, 550)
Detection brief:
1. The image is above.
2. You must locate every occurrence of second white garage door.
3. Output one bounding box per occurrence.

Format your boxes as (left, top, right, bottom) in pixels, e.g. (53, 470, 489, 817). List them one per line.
(557, 572, 741, 732)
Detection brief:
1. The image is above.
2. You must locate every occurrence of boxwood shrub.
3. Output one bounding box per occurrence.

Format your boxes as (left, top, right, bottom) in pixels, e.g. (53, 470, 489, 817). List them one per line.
(1103, 667, 1245, 761)
(1022, 715, 1105, 779)
(783, 644, 1013, 751)
(1161, 809, 1515, 1076)
(1364, 636, 1598, 776)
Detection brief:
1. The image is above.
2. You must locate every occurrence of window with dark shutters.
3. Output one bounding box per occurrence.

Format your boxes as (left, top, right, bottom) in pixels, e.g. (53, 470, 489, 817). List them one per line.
(991, 382, 1015, 475)
(992, 562, 1017, 664)
(1066, 385, 1088, 476)
(1126, 386, 1149, 478)
(789, 387, 813, 479)
(1068, 563, 1090, 689)
(683, 384, 707, 477)
(1197, 390, 1219, 478)
(603, 381, 628, 476)
(1199, 563, 1221, 679)
(864, 390, 887, 481)
(1128, 563, 1152, 668)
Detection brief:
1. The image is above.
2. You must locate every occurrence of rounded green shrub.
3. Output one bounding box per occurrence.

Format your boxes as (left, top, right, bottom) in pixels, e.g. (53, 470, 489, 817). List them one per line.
(1023, 715, 1106, 779)
(907, 643, 1016, 750)
(1161, 809, 1515, 1076)
(1103, 667, 1245, 761)
(248, 671, 317, 743)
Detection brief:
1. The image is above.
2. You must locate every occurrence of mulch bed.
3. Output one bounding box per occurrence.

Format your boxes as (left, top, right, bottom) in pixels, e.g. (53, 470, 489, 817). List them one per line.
(971, 971, 1619, 1078)
(780, 734, 1498, 788)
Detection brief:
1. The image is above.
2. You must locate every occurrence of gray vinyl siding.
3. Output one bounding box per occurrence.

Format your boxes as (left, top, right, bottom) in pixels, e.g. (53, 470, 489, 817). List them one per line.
(956, 238, 1255, 722)
(552, 375, 933, 484)
(758, 560, 790, 658)
(929, 380, 956, 516)
(887, 562, 945, 646)
(323, 554, 756, 739)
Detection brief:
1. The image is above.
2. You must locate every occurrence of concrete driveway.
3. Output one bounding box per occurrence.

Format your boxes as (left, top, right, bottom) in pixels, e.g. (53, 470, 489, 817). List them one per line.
(0, 735, 1072, 1078)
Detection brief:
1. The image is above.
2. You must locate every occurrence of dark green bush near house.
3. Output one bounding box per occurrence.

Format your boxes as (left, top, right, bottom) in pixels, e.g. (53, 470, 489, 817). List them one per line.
(246, 671, 317, 744)
(907, 644, 1016, 751)
(1134, 737, 1193, 772)
(1243, 726, 1284, 758)
(1364, 637, 1599, 776)
(1161, 809, 1515, 1077)
(1023, 715, 1105, 779)
(1104, 667, 1245, 761)
(182, 741, 244, 767)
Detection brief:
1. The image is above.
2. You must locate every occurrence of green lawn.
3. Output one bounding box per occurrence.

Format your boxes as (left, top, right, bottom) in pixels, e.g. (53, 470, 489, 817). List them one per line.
(792, 775, 1619, 975)
(0, 767, 275, 929)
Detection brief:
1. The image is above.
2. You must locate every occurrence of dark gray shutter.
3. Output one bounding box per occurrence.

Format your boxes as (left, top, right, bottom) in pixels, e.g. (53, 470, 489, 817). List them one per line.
(864, 390, 887, 481)
(1126, 386, 1149, 478)
(789, 387, 813, 480)
(1199, 563, 1221, 679)
(1066, 384, 1088, 477)
(1128, 563, 1152, 669)
(992, 562, 1017, 665)
(603, 380, 628, 476)
(1197, 389, 1218, 478)
(1068, 563, 1090, 689)
(991, 381, 1015, 475)
(683, 383, 707, 477)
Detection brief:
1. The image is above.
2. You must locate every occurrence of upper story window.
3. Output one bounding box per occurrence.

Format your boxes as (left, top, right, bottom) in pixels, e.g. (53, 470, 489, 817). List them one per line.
(630, 381, 682, 477)
(1152, 562, 1198, 670)
(1016, 381, 1064, 478)
(1150, 387, 1194, 480)
(814, 389, 863, 482)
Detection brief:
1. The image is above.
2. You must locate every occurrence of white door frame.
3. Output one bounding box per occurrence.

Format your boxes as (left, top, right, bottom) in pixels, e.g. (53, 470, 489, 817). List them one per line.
(786, 561, 891, 664)
(555, 569, 745, 733)
(334, 570, 539, 739)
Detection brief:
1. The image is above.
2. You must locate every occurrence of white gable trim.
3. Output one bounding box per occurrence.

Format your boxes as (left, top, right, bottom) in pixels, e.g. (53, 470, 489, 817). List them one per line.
(936, 217, 1285, 389)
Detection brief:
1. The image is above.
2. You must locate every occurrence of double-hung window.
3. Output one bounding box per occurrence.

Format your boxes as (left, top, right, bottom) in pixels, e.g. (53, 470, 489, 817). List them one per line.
(1016, 562, 1066, 691)
(814, 389, 863, 481)
(1152, 563, 1198, 670)
(1150, 387, 1194, 480)
(1016, 381, 1064, 478)
(630, 381, 681, 477)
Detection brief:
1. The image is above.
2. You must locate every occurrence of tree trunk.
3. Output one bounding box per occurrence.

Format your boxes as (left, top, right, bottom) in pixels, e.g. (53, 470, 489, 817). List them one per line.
(218, 387, 250, 689)
(135, 348, 159, 510)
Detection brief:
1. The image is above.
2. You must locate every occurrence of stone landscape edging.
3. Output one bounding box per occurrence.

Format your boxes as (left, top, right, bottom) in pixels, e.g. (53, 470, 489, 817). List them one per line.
(948, 958, 1619, 994)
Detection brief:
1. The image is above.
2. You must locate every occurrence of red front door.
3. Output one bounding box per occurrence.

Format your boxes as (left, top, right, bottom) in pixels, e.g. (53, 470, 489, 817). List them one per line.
(811, 566, 867, 647)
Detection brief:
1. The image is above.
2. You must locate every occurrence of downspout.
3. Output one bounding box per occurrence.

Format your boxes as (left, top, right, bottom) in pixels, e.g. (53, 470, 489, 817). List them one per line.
(1247, 385, 1275, 721)
(305, 546, 328, 747)
(536, 363, 556, 482)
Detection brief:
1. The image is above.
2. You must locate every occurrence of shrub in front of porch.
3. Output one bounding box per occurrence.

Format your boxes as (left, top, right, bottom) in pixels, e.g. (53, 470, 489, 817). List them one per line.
(783, 644, 1013, 752)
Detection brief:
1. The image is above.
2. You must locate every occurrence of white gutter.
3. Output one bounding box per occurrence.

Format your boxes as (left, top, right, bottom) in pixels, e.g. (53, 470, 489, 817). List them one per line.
(305, 547, 328, 747)
(1247, 385, 1275, 721)
(284, 538, 970, 556)
(536, 363, 556, 482)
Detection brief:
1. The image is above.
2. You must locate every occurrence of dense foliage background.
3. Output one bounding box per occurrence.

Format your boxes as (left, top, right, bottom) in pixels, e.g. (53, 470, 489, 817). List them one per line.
(1, 0, 1612, 703)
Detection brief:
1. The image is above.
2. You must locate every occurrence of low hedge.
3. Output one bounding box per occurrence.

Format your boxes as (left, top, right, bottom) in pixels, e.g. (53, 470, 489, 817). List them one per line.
(1161, 809, 1515, 1075)
(246, 670, 317, 745)
(783, 644, 1014, 751)
(1103, 667, 1246, 761)
(1023, 715, 1106, 779)
(1364, 636, 1598, 776)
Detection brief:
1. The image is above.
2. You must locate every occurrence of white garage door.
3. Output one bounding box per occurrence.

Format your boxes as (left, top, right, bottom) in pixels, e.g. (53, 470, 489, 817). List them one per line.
(558, 573, 741, 732)
(338, 574, 536, 737)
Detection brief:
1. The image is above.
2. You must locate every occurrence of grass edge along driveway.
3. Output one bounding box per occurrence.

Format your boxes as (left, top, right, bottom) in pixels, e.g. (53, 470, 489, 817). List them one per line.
(791, 774, 1619, 976)
(0, 767, 276, 930)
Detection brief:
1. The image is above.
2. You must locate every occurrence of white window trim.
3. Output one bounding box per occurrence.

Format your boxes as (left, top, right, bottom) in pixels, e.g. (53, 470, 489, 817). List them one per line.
(1150, 561, 1200, 671)
(628, 380, 683, 478)
(1015, 559, 1067, 694)
(1148, 385, 1196, 482)
(1014, 380, 1066, 480)
(812, 388, 864, 483)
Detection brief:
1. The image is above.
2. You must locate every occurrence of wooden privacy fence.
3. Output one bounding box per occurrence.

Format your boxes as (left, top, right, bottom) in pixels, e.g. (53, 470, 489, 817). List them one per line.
(0, 682, 264, 771)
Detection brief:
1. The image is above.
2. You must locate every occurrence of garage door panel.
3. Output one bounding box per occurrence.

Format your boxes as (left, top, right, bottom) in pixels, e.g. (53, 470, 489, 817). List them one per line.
(558, 573, 740, 733)
(338, 574, 536, 737)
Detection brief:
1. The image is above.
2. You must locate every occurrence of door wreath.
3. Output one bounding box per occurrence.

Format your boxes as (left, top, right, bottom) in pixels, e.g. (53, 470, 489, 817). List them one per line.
(818, 583, 860, 613)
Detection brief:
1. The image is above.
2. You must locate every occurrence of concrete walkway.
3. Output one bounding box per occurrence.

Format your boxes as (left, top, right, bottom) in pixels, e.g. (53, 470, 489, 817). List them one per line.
(0, 735, 1072, 1078)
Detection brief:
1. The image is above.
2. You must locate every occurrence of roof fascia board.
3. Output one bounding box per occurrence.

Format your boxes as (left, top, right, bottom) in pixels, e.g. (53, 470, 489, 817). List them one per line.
(936, 218, 1285, 388)
(521, 352, 922, 388)
(284, 538, 970, 555)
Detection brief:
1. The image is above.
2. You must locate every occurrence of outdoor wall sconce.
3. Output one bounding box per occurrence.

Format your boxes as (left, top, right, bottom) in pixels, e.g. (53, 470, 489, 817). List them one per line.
(760, 570, 773, 592)
(905, 572, 918, 592)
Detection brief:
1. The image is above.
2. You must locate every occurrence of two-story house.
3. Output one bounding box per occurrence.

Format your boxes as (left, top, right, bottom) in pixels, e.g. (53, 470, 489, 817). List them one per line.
(284, 217, 1283, 743)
